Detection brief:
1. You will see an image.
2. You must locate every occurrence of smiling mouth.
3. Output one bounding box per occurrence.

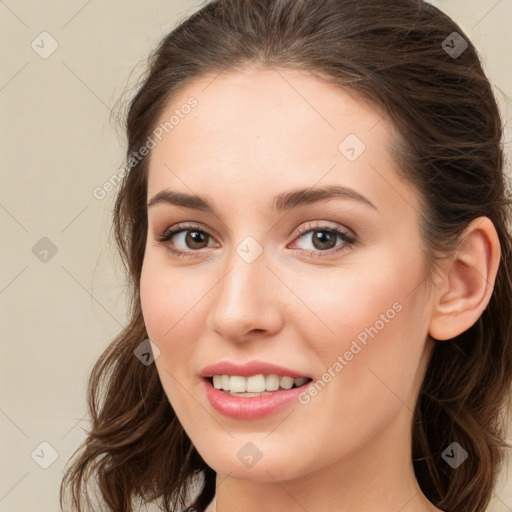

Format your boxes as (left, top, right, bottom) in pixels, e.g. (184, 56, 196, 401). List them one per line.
(205, 374, 313, 396)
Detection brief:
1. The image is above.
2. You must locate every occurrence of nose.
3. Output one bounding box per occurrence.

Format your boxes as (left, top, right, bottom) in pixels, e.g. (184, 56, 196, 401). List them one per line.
(206, 246, 284, 344)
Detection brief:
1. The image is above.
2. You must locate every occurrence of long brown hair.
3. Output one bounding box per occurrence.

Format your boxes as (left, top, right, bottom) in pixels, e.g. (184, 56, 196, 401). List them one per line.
(60, 1, 512, 511)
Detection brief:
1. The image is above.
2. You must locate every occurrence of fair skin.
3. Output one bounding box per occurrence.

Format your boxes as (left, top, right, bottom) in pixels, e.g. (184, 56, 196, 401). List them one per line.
(140, 66, 500, 512)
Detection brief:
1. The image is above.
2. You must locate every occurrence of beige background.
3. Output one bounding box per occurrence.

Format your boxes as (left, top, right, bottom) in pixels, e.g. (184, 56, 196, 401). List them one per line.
(1, 1, 511, 511)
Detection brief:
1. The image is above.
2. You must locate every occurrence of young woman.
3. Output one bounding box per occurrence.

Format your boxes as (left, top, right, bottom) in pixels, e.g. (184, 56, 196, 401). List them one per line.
(60, 1, 512, 511)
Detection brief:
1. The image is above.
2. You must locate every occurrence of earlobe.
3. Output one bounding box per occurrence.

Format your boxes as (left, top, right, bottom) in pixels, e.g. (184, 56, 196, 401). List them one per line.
(428, 216, 501, 341)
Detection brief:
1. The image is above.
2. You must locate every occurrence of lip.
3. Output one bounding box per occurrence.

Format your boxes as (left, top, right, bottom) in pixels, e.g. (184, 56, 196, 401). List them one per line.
(199, 360, 311, 379)
(202, 378, 311, 420)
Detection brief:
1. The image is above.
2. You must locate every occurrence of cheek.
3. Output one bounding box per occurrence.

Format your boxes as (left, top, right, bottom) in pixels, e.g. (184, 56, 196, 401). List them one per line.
(279, 266, 428, 473)
(297, 249, 430, 420)
(139, 256, 205, 372)
(140, 257, 204, 417)
(139, 251, 231, 409)
(140, 250, 206, 335)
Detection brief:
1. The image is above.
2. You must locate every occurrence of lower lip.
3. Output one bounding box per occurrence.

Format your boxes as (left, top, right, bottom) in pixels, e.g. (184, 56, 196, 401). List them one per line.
(202, 378, 308, 420)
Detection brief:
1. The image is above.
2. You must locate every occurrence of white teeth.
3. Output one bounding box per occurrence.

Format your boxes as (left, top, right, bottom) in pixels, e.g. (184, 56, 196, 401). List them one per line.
(229, 375, 246, 393)
(280, 376, 294, 390)
(265, 374, 280, 391)
(246, 374, 266, 393)
(213, 375, 222, 389)
(209, 373, 310, 393)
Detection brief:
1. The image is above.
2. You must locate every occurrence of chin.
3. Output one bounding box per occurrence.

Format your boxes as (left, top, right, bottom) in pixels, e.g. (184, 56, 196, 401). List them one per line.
(199, 447, 310, 483)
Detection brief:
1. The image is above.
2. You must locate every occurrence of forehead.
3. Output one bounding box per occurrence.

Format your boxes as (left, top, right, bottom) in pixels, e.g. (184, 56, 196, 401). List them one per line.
(146, 66, 417, 216)
(151, 66, 386, 159)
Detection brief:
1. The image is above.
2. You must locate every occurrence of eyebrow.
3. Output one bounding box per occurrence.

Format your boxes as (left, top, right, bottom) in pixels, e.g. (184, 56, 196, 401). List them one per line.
(146, 184, 377, 213)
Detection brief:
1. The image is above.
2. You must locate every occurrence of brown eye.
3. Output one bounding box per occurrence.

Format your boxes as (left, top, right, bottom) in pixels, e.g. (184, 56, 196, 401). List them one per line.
(157, 227, 213, 251)
(291, 225, 356, 256)
(309, 230, 338, 250)
(182, 230, 210, 249)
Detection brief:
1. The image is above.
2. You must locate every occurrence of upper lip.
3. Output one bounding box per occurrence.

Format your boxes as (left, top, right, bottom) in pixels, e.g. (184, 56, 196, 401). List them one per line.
(200, 360, 312, 379)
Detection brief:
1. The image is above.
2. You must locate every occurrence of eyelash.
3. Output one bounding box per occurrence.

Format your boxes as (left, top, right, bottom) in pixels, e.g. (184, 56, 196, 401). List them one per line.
(155, 222, 357, 259)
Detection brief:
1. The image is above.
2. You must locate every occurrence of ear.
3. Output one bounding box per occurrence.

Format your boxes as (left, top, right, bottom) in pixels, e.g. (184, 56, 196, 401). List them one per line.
(428, 216, 501, 341)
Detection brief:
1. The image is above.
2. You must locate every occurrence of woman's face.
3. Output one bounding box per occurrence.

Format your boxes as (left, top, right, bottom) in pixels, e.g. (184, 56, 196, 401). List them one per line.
(140, 66, 435, 481)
